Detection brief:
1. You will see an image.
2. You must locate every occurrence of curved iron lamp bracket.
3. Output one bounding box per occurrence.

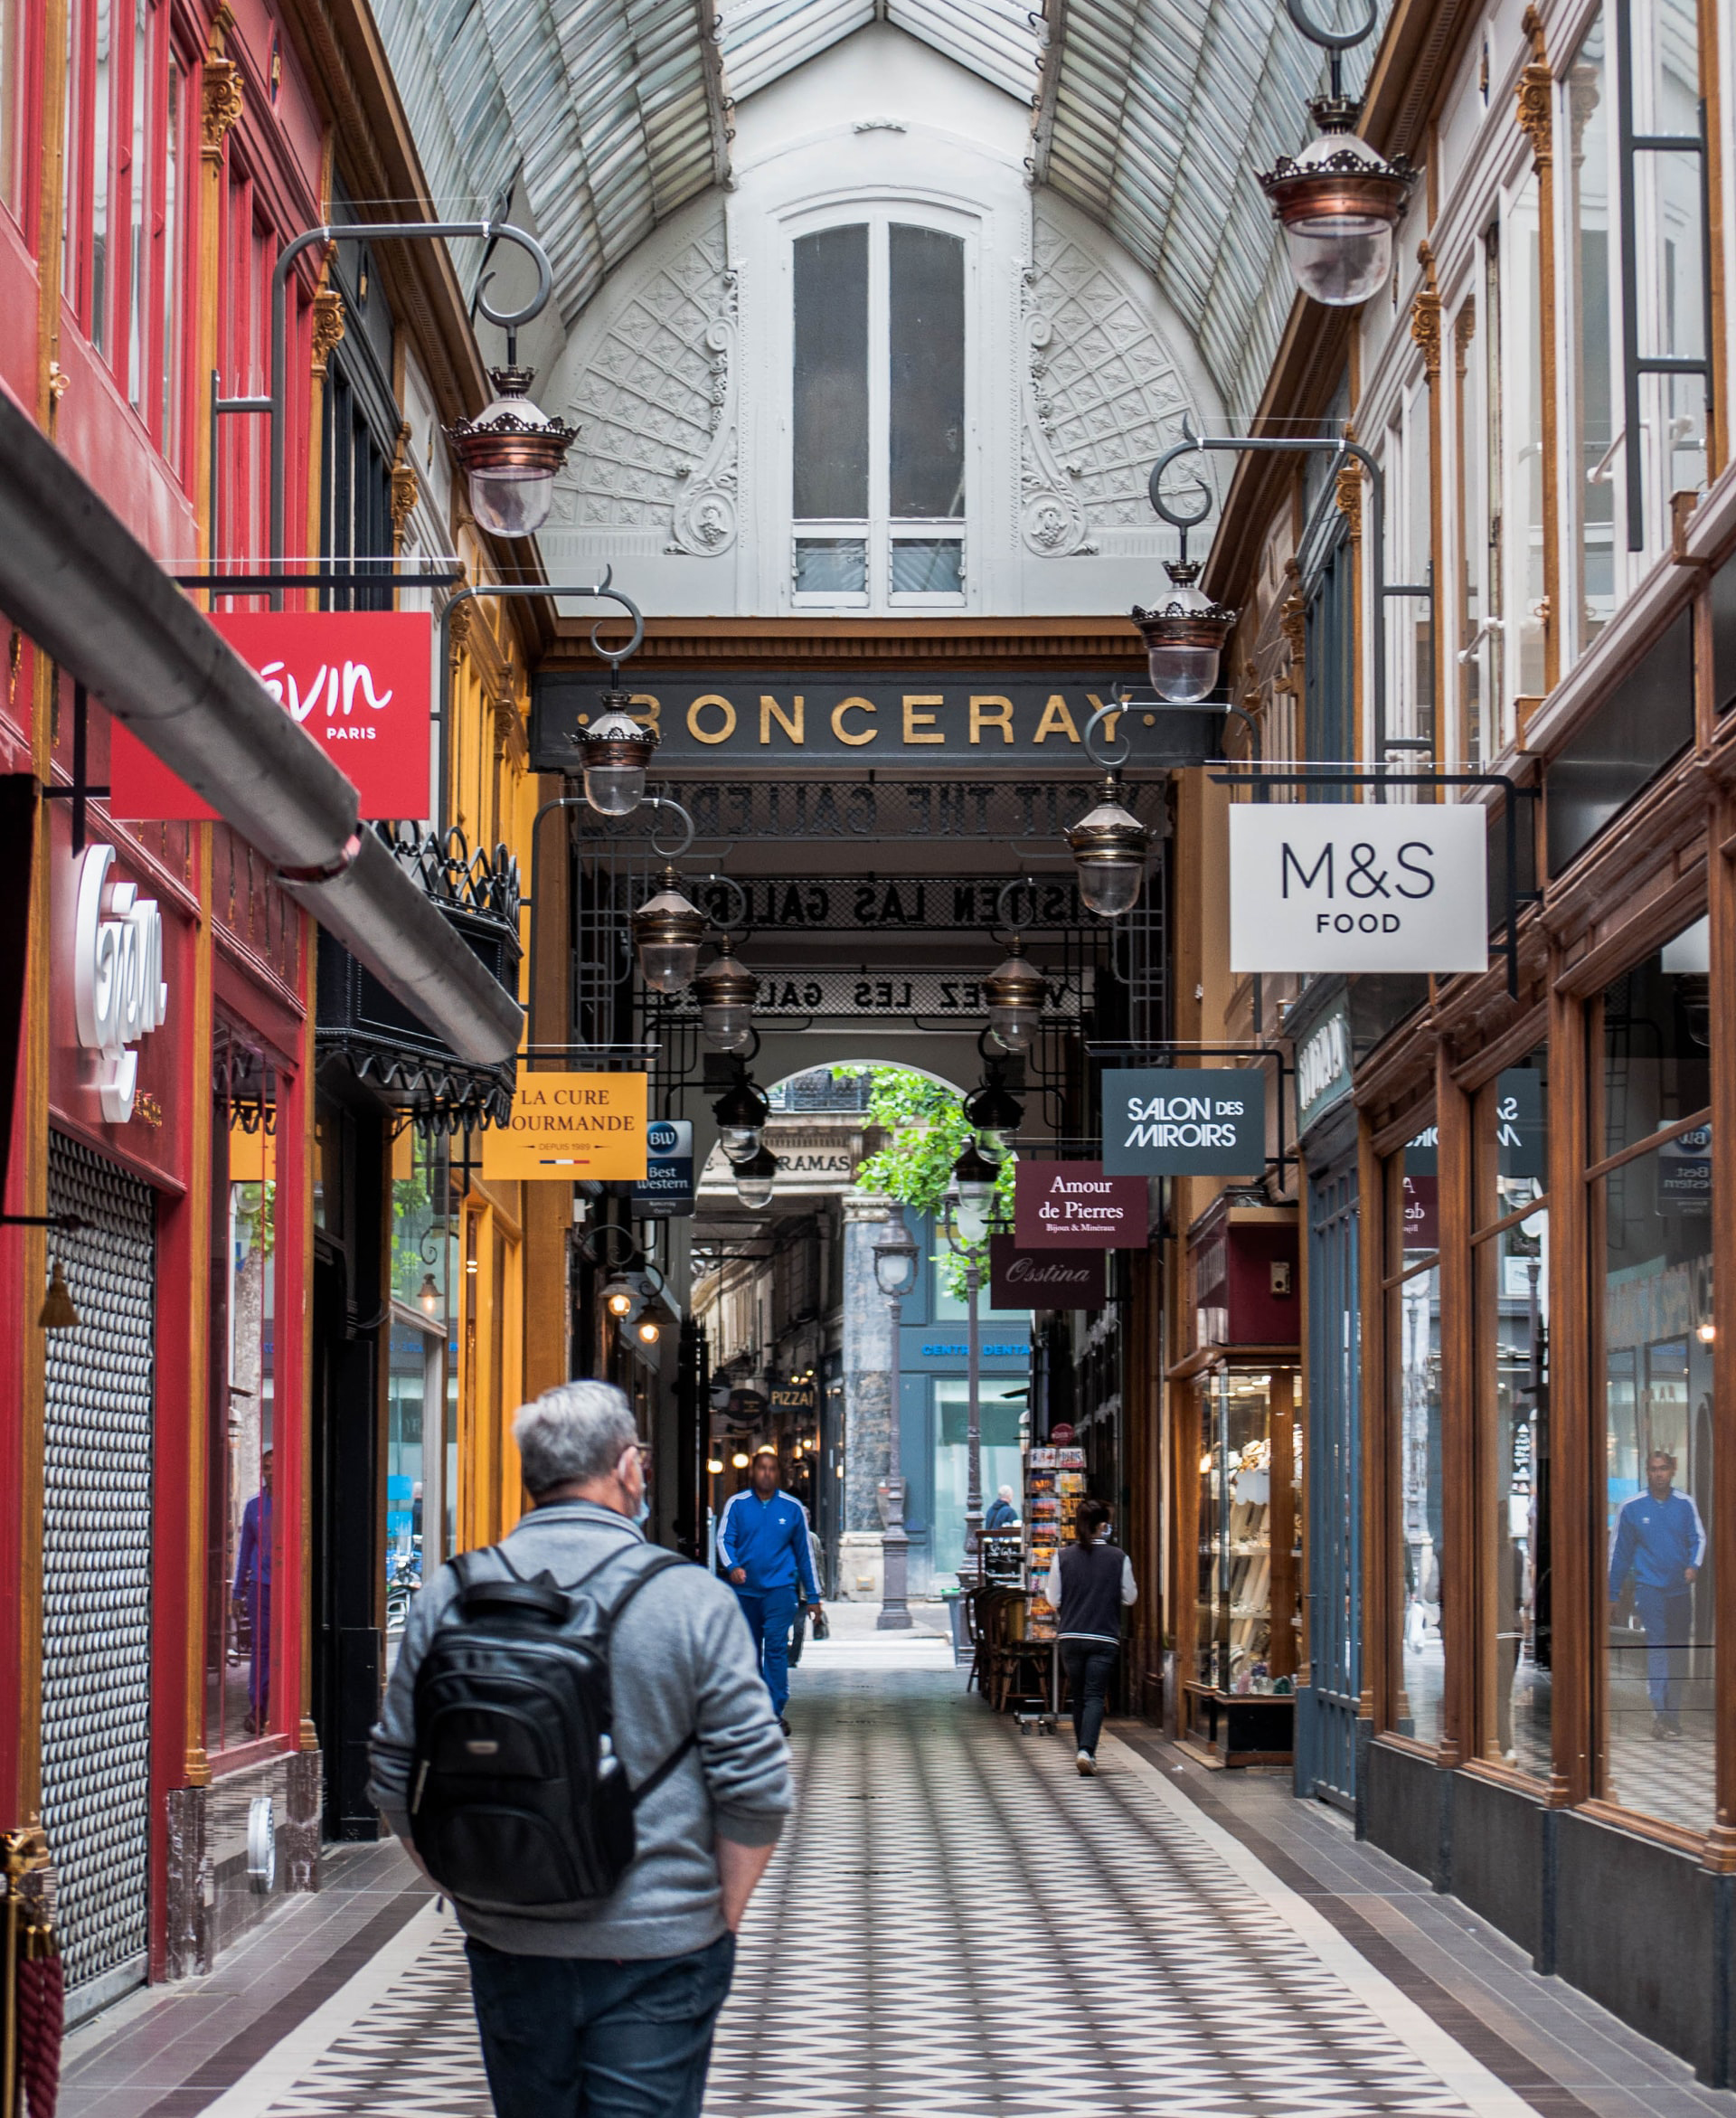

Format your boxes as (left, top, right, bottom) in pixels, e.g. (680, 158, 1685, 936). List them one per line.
(1081, 693, 1260, 773)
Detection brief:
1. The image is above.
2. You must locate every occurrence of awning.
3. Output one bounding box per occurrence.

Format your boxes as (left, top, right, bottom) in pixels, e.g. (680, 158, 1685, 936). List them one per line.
(0, 390, 524, 1068)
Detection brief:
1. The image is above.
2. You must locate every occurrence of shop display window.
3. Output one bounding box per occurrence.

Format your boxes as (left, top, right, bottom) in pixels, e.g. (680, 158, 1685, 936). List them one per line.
(1594, 922, 1713, 1832)
(933, 1380, 1024, 1585)
(1194, 1366, 1299, 1697)
(1387, 1126, 1445, 1744)
(1473, 1051, 1551, 1775)
(205, 1022, 278, 1753)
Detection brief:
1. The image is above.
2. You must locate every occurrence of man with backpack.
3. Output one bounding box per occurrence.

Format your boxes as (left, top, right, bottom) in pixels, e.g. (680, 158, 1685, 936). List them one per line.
(718, 1446, 822, 1735)
(369, 1380, 790, 2118)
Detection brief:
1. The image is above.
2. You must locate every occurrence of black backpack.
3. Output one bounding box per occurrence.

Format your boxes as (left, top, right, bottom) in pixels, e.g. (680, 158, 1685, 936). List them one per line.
(407, 1541, 695, 1915)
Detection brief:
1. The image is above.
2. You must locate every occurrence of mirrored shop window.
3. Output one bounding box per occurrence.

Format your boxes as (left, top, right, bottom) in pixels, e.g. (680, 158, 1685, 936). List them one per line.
(207, 1023, 278, 1750)
(1388, 1123, 1445, 1744)
(1474, 1049, 1550, 1776)
(1597, 920, 1713, 1830)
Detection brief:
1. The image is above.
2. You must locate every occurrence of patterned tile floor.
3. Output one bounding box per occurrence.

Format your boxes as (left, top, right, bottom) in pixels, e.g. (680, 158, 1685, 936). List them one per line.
(60, 1613, 1736, 2118)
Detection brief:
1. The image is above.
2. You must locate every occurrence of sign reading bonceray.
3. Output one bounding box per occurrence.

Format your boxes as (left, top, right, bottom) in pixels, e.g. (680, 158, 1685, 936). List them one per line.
(1100, 1067, 1265, 1176)
(530, 673, 1208, 775)
(988, 1235, 1106, 1309)
(1014, 1162, 1147, 1251)
(110, 611, 432, 820)
(1229, 803, 1487, 975)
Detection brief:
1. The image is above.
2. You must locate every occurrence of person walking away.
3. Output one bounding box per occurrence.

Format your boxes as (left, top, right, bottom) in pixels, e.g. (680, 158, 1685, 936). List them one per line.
(719, 1447, 822, 1735)
(986, 1484, 1020, 1532)
(370, 1381, 790, 2118)
(231, 1443, 272, 1735)
(1608, 1448, 1706, 1739)
(1045, 1498, 1137, 1775)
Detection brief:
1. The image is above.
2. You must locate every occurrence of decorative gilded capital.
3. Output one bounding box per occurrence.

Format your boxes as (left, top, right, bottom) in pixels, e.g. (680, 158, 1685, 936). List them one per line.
(492, 691, 521, 752)
(1410, 241, 1441, 384)
(202, 58, 243, 151)
(1279, 557, 1307, 661)
(310, 288, 345, 376)
(1516, 7, 1552, 168)
(391, 463, 420, 544)
(1335, 438, 1363, 541)
(448, 600, 474, 660)
(1454, 298, 1477, 380)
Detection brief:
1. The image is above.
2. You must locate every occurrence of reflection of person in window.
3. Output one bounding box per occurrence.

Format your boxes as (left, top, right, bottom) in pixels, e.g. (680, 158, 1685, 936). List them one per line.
(232, 1443, 273, 1735)
(1608, 1449, 1705, 1739)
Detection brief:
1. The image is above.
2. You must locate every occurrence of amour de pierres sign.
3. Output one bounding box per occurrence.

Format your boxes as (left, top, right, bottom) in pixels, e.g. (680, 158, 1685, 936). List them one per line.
(1229, 803, 1488, 975)
(1100, 1068, 1265, 1176)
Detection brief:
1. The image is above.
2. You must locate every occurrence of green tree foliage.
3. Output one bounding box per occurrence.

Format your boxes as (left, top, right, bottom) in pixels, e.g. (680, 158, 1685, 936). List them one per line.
(854, 1068, 1014, 1291)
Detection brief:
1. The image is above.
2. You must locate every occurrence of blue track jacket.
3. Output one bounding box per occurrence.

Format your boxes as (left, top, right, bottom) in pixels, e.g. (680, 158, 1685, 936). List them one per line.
(1609, 1486, 1707, 1598)
(719, 1488, 819, 1602)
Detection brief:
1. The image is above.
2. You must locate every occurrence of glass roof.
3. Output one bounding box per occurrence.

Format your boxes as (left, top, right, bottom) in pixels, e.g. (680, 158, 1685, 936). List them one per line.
(372, 0, 1387, 415)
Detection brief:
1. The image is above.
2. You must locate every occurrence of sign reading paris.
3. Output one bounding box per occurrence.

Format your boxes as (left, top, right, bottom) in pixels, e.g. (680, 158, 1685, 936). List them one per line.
(482, 1073, 647, 1182)
(1229, 804, 1487, 974)
(1101, 1068, 1265, 1176)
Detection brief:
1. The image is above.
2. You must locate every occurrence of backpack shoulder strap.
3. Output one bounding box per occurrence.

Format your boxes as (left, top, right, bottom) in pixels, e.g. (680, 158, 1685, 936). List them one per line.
(589, 1547, 702, 1809)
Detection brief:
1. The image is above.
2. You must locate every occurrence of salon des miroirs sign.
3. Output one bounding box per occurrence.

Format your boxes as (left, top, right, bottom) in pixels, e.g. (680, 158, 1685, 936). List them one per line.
(531, 673, 1216, 774)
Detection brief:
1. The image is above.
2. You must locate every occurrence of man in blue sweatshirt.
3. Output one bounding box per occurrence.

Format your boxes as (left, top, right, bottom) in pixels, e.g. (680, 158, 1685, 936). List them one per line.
(1609, 1450, 1707, 1738)
(719, 1448, 821, 1734)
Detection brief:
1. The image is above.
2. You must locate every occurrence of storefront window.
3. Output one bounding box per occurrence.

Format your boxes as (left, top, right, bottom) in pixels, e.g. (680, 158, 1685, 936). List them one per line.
(206, 1025, 278, 1751)
(1194, 1366, 1299, 1695)
(1474, 1051, 1550, 1774)
(1596, 923, 1712, 1830)
(388, 1130, 447, 1601)
(932, 1379, 1024, 1584)
(1389, 1127, 1444, 1742)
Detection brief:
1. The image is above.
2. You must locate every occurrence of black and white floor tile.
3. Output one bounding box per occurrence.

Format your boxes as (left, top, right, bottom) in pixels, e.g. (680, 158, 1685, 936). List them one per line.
(193, 1629, 1538, 2117)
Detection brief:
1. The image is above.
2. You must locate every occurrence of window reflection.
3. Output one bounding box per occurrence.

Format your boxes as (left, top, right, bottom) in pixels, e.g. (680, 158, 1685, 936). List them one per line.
(207, 1024, 277, 1750)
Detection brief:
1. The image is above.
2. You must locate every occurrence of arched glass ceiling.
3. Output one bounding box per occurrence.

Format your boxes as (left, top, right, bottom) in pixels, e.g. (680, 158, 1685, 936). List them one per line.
(370, 0, 1387, 412)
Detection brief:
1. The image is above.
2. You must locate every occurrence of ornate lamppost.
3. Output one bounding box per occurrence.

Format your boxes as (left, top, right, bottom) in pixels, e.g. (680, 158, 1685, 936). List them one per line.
(941, 1142, 999, 1584)
(872, 1214, 920, 1631)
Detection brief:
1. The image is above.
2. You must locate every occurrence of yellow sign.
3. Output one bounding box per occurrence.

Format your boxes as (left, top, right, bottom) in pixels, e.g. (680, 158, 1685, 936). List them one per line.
(482, 1073, 648, 1181)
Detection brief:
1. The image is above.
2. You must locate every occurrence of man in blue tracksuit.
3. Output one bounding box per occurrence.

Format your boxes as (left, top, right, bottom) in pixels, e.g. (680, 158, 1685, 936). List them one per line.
(719, 1448, 820, 1734)
(1609, 1450, 1707, 1737)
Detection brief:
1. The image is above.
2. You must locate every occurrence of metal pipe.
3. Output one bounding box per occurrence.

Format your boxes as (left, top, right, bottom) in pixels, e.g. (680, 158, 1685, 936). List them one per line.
(270, 220, 554, 610)
(0, 387, 523, 1065)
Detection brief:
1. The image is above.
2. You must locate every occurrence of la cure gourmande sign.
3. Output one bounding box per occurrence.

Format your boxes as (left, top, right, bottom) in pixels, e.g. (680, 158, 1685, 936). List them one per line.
(109, 611, 433, 820)
(482, 1073, 647, 1183)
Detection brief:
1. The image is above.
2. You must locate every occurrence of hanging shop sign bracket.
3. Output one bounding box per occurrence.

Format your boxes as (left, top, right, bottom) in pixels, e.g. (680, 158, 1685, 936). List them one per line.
(1211, 769, 1541, 997)
(1148, 417, 1435, 771)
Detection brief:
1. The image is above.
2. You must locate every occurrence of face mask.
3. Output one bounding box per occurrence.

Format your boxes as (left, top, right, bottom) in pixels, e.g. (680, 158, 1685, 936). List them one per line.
(633, 1492, 651, 1526)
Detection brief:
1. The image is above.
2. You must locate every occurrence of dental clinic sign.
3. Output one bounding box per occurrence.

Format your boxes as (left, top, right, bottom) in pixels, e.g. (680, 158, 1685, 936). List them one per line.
(111, 611, 433, 820)
(74, 845, 168, 1122)
(1229, 804, 1487, 974)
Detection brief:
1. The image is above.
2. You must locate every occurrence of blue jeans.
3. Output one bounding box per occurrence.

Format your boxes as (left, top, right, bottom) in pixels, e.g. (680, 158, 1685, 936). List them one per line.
(467, 1931, 735, 2118)
(1634, 1584, 1693, 1715)
(1061, 1641, 1118, 1756)
(733, 1586, 797, 1716)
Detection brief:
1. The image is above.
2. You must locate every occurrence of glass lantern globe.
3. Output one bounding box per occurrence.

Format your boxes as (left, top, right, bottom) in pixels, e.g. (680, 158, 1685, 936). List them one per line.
(964, 1073, 1024, 1163)
(445, 365, 579, 539)
(631, 868, 706, 994)
(948, 1142, 1000, 1248)
(1259, 116, 1416, 309)
(1131, 563, 1238, 704)
(1066, 776, 1150, 919)
(873, 1223, 920, 1300)
(712, 1071, 770, 1164)
(982, 940, 1045, 1054)
(580, 698, 658, 818)
(694, 952, 758, 1054)
(733, 1143, 779, 1210)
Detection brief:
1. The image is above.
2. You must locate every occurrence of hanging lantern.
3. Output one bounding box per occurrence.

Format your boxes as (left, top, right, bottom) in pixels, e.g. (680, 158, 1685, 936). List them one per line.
(694, 952, 759, 1054)
(632, 867, 706, 994)
(418, 1272, 440, 1317)
(981, 940, 1045, 1054)
(601, 1275, 642, 1323)
(1132, 562, 1239, 704)
(948, 1140, 1000, 1247)
(733, 1142, 780, 1210)
(1258, 102, 1417, 308)
(580, 695, 658, 818)
(712, 1071, 770, 1164)
(1065, 776, 1150, 919)
(963, 1071, 1024, 1163)
(445, 364, 579, 538)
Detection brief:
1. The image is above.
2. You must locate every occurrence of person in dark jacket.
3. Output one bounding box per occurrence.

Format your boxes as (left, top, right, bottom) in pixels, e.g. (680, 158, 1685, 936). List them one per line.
(1044, 1498, 1137, 1774)
(985, 1485, 1020, 1532)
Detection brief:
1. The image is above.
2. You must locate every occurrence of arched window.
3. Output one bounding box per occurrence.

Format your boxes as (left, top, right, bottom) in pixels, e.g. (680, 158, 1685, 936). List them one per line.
(791, 215, 967, 610)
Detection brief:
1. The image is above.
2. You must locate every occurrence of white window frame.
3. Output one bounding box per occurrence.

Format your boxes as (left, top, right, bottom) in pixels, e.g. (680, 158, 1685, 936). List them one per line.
(782, 202, 976, 617)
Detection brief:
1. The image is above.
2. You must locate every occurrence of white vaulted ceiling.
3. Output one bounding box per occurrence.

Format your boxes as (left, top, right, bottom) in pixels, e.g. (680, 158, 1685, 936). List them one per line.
(370, 0, 1389, 417)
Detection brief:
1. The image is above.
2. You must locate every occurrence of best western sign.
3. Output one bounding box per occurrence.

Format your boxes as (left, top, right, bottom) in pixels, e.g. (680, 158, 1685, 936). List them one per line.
(1229, 804, 1487, 974)
(531, 673, 1205, 774)
(1101, 1067, 1265, 1176)
(482, 1073, 647, 1181)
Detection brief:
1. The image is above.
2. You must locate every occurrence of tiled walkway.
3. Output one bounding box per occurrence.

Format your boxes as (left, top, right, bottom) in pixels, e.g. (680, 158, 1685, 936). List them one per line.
(62, 1613, 1736, 2117)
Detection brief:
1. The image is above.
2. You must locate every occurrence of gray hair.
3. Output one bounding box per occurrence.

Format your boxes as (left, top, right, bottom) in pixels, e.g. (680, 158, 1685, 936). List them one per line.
(514, 1380, 639, 1497)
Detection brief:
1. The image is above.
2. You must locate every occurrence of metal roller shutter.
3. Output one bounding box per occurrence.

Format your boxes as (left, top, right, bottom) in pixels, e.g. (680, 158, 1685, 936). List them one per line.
(41, 1131, 156, 2002)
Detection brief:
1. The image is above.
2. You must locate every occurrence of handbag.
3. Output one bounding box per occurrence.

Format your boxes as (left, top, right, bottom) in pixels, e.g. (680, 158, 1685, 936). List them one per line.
(811, 1607, 830, 1642)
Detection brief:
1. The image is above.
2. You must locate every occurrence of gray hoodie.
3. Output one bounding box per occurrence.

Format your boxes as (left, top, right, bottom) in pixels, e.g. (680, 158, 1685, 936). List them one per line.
(368, 1499, 791, 1960)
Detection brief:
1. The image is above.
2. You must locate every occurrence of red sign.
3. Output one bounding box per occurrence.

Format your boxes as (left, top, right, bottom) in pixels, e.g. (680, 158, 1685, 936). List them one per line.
(110, 611, 433, 821)
(988, 1235, 1105, 1309)
(1014, 1161, 1148, 1251)
(1401, 1173, 1438, 1251)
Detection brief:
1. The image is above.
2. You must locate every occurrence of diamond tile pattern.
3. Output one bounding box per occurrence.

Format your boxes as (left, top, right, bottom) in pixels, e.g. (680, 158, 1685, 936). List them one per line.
(221, 1656, 1515, 2115)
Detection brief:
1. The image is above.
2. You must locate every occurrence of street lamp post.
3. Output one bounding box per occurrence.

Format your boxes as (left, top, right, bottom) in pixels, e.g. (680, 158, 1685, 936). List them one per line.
(943, 1143, 998, 1587)
(872, 1215, 920, 1631)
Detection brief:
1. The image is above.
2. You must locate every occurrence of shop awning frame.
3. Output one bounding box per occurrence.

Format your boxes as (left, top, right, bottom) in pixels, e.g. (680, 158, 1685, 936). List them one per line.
(0, 389, 524, 1069)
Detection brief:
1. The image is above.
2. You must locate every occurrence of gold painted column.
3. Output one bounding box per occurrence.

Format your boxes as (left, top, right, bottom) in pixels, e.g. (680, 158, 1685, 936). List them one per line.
(1410, 243, 1446, 770)
(1336, 433, 1364, 765)
(1516, 6, 1561, 695)
(195, 11, 243, 569)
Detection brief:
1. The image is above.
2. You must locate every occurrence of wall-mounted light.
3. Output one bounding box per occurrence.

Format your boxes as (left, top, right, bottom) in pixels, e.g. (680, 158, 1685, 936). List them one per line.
(694, 951, 758, 1054)
(707, 1456, 725, 1475)
(632, 867, 706, 994)
(636, 1319, 661, 1346)
(418, 1272, 440, 1317)
(712, 1069, 770, 1164)
(602, 1275, 642, 1322)
(982, 940, 1045, 1054)
(446, 364, 579, 538)
(1066, 775, 1150, 919)
(963, 1072, 1024, 1164)
(1131, 561, 1238, 703)
(947, 1141, 1000, 1249)
(580, 695, 658, 817)
(733, 1143, 779, 1211)
(731, 1450, 750, 1470)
